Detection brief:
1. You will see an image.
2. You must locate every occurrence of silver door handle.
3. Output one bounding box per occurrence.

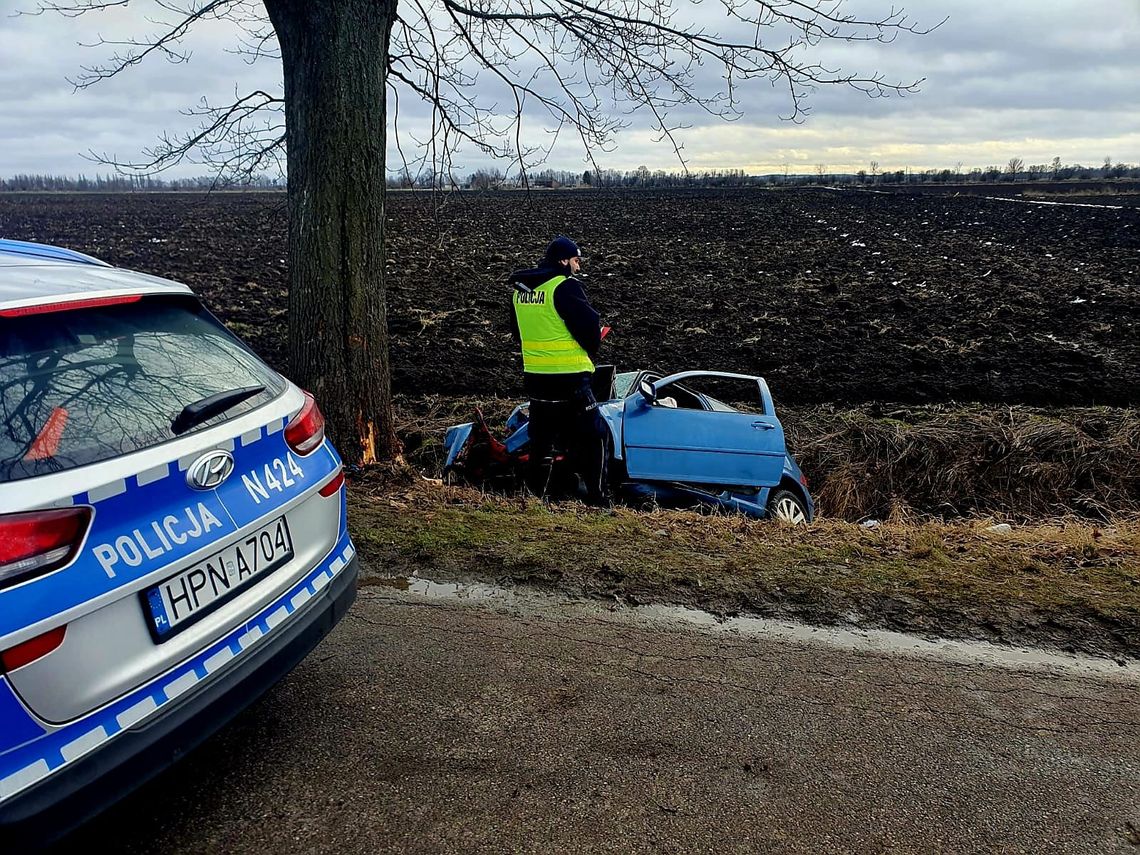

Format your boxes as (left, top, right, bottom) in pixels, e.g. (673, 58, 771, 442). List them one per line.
(751, 421, 775, 430)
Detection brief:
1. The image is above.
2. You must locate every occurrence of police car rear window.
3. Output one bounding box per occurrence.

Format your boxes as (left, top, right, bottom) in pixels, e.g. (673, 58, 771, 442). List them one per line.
(0, 296, 285, 483)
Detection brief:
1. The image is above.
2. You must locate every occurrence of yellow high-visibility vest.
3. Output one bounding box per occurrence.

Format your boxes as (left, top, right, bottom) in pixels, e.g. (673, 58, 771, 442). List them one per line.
(513, 275, 594, 374)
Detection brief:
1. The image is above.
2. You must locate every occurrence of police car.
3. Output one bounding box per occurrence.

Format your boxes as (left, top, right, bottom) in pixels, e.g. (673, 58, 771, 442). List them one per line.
(0, 239, 358, 844)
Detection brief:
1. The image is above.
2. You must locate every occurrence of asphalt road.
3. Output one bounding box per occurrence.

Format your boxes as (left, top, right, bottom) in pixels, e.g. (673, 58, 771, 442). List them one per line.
(55, 582, 1140, 854)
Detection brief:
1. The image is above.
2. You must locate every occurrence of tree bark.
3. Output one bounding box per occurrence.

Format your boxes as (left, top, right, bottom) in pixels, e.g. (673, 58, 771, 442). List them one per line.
(264, 0, 401, 464)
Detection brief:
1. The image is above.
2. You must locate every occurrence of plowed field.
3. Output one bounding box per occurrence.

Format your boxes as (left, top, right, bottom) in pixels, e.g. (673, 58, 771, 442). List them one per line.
(5, 190, 1139, 649)
(2, 188, 1137, 407)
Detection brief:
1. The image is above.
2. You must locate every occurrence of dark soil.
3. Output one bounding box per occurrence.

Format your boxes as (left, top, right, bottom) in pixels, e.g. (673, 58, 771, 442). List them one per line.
(1, 188, 1137, 407)
(875, 178, 1140, 206)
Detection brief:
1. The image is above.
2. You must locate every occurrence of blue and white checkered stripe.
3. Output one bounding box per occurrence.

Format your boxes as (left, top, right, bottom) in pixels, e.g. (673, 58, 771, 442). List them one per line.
(0, 532, 354, 801)
(43, 417, 289, 509)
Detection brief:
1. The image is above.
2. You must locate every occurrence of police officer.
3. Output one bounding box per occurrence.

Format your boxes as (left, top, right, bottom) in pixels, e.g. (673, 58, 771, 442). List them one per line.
(508, 235, 610, 505)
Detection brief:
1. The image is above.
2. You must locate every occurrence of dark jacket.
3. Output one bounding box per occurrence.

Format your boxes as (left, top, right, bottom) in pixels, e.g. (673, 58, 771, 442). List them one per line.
(508, 262, 602, 399)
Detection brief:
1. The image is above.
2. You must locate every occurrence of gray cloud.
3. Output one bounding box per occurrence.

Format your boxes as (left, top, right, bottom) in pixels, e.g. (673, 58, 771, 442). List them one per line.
(0, 0, 1137, 177)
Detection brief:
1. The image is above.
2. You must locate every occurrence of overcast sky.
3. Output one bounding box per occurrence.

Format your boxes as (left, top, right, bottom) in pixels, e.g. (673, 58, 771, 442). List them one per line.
(1, 0, 1137, 178)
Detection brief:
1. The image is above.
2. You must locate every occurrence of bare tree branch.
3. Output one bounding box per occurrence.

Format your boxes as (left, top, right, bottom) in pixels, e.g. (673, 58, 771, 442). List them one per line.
(30, 0, 940, 180)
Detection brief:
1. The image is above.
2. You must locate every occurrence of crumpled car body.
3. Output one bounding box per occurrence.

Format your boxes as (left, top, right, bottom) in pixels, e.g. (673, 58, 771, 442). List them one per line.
(443, 367, 814, 523)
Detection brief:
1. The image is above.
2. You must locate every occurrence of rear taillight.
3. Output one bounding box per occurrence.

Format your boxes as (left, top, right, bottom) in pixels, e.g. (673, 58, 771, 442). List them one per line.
(1, 626, 67, 672)
(0, 507, 93, 589)
(319, 468, 345, 497)
(285, 392, 326, 456)
(799, 472, 810, 488)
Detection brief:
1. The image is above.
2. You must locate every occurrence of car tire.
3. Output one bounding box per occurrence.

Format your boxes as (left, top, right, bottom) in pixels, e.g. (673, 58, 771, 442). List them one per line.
(766, 488, 809, 525)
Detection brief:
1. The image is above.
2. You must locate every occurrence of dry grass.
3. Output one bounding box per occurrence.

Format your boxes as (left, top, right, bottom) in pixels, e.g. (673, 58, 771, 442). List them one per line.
(785, 404, 1140, 521)
(347, 474, 1140, 656)
(390, 397, 1140, 522)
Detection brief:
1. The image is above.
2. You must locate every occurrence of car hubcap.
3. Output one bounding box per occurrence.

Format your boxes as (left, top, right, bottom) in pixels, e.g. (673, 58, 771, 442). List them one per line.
(775, 497, 806, 525)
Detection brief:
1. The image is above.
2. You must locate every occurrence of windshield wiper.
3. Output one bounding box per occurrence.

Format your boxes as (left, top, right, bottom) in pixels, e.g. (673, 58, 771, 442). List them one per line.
(171, 385, 266, 435)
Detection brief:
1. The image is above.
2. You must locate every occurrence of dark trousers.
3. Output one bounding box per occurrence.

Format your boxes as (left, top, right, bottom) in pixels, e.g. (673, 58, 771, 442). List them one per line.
(525, 373, 611, 504)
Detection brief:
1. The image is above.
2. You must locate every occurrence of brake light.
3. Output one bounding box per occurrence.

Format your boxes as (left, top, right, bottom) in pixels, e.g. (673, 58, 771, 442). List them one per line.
(318, 468, 345, 497)
(285, 392, 326, 456)
(1, 627, 67, 672)
(799, 472, 810, 488)
(0, 294, 142, 318)
(0, 507, 93, 589)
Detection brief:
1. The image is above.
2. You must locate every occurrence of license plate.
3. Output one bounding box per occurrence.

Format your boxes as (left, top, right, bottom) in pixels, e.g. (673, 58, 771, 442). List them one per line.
(143, 517, 294, 642)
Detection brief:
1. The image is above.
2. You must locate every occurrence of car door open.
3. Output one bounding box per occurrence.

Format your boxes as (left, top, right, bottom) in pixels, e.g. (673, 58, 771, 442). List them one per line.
(622, 371, 786, 488)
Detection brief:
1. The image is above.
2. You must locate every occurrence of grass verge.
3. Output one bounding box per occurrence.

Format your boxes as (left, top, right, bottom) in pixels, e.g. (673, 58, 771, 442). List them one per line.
(393, 396, 1140, 522)
(347, 475, 1140, 659)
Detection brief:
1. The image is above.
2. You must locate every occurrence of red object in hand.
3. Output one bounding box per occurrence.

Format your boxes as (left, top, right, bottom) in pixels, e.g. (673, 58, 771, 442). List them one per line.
(25, 407, 69, 461)
(600, 325, 611, 340)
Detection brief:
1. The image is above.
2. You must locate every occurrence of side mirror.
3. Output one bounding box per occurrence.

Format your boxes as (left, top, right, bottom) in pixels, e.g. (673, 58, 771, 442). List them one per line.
(638, 378, 657, 404)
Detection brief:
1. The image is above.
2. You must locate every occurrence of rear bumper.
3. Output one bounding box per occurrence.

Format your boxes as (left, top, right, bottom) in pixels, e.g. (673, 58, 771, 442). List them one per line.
(0, 553, 358, 849)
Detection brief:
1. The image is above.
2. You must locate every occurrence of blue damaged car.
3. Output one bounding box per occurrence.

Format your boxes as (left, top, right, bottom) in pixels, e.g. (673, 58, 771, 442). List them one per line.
(0, 239, 357, 846)
(443, 365, 814, 523)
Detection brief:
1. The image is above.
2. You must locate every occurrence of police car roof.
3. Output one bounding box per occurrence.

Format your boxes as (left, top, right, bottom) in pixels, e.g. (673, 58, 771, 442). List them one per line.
(0, 238, 111, 267)
(0, 239, 193, 311)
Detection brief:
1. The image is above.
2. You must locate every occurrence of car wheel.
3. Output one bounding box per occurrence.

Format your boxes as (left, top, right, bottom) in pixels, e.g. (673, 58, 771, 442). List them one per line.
(767, 488, 809, 525)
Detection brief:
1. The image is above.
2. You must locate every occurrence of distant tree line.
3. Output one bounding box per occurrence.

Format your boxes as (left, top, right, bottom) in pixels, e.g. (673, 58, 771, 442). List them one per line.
(443, 157, 1140, 190)
(0, 173, 284, 192)
(6, 158, 1139, 193)
(853, 156, 1140, 186)
(391, 166, 769, 190)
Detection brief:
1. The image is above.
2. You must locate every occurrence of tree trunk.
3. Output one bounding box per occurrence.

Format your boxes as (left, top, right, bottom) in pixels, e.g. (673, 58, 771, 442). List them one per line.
(264, 0, 401, 465)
